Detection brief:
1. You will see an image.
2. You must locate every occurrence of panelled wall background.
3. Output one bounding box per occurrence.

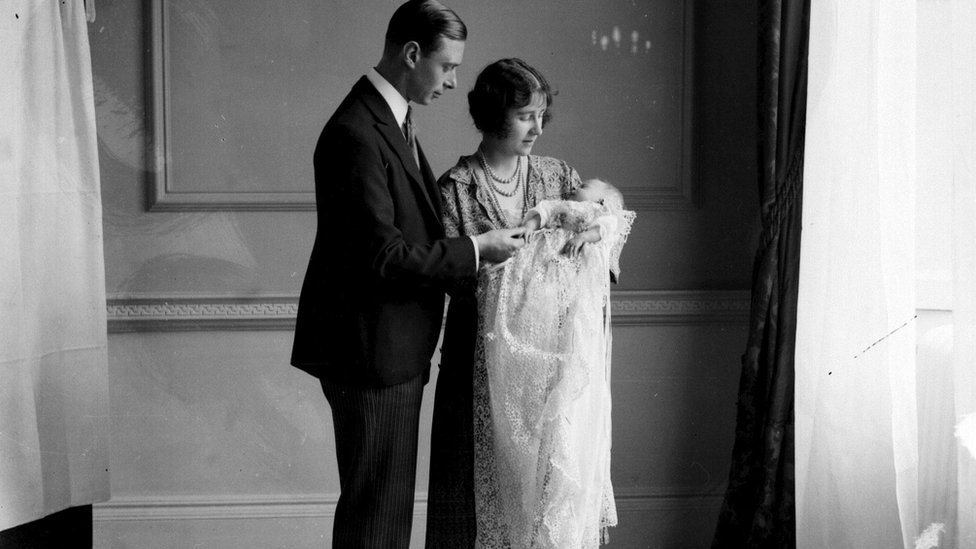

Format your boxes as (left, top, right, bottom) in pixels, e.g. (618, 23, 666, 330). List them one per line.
(90, 1, 758, 547)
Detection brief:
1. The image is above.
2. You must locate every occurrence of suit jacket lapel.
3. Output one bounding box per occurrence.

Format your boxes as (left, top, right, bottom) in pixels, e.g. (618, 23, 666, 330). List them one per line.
(375, 123, 442, 225)
(355, 79, 442, 227)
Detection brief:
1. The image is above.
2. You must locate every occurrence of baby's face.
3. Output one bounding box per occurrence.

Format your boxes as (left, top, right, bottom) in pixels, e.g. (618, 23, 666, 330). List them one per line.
(573, 180, 608, 203)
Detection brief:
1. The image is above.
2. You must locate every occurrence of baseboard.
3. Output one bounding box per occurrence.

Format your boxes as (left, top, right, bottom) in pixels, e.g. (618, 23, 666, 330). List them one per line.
(93, 494, 341, 521)
(93, 490, 723, 522)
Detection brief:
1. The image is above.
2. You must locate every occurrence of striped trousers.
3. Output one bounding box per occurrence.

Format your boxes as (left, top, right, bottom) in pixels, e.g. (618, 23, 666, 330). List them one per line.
(321, 376, 425, 549)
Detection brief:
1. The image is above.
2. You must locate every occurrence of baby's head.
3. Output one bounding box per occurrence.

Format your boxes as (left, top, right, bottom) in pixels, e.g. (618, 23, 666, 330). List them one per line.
(572, 178, 624, 210)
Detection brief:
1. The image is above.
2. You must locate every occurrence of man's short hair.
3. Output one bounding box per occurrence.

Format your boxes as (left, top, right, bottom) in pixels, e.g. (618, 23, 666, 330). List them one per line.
(468, 58, 554, 138)
(385, 0, 467, 55)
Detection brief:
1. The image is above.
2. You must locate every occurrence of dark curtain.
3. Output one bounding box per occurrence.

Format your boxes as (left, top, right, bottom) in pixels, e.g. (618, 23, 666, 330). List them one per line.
(711, 1, 809, 547)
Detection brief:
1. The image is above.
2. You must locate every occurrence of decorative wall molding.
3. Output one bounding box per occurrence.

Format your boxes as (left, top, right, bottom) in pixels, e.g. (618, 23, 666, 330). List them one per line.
(107, 294, 299, 332)
(145, 0, 697, 212)
(93, 489, 723, 522)
(622, 0, 698, 211)
(612, 290, 751, 326)
(145, 0, 316, 211)
(106, 290, 750, 333)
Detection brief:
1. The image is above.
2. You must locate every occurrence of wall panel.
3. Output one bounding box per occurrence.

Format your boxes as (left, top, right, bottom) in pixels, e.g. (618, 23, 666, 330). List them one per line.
(143, 0, 695, 211)
(90, 0, 758, 546)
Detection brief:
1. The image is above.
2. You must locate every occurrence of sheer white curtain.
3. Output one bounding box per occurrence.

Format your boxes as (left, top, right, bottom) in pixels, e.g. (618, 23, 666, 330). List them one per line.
(798, 0, 976, 548)
(939, 0, 976, 546)
(0, 0, 110, 531)
(796, 0, 917, 546)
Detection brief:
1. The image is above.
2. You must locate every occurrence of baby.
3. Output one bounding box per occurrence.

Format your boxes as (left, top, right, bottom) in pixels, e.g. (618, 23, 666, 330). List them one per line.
(521, 178, 625, 257)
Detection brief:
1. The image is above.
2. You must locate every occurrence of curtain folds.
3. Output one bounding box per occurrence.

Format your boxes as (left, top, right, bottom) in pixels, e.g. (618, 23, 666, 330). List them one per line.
(920, 1, 976, 546)
(1, 0, 110, 531)
(712, 1, 809, 547)
(948, 5, 976, 546)
(796, 1, 918, 547)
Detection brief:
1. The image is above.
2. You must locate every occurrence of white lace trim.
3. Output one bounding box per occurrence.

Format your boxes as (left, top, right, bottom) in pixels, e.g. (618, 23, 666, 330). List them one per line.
(473, 211, 633, 548)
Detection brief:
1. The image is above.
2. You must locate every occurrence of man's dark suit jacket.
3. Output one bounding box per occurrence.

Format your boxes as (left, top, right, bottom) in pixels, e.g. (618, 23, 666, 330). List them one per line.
(291, 77, 475, 387)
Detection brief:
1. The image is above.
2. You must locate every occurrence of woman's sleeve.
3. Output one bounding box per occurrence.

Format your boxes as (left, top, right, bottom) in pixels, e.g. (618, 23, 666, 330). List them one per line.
(437, 169, 480, 295)
(564, 163, 583, 197)
(439, 171, 464, 238)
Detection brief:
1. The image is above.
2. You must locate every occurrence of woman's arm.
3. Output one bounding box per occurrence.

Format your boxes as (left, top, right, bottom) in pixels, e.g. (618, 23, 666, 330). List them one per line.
(438, 171, 465, 239)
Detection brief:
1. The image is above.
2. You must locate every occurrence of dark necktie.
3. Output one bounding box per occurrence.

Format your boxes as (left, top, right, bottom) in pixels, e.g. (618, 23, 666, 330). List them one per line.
(404, 106, 419, 167)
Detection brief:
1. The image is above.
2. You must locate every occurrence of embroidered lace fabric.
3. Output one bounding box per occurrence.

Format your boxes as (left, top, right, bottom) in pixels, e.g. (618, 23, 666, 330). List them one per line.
(473, 204, 634, 548)
(426, 155, 581, 547)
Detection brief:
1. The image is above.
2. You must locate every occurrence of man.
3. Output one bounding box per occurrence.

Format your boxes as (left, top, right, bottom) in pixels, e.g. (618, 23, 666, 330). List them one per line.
(291, 1, 525, 546)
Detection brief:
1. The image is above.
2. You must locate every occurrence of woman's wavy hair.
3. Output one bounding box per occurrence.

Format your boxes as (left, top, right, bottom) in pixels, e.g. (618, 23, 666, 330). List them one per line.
(468, 58, 554, 137)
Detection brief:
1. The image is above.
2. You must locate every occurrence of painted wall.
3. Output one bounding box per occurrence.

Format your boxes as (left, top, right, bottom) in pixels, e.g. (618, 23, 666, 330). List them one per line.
(90, 1, 758, 547)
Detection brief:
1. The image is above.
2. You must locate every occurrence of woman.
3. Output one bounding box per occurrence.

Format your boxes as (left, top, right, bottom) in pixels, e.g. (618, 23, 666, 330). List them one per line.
(426, 58, 621, 548)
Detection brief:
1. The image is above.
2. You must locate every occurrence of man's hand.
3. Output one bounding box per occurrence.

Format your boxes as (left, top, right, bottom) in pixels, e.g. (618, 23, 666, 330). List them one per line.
(476, 228, 526, 263)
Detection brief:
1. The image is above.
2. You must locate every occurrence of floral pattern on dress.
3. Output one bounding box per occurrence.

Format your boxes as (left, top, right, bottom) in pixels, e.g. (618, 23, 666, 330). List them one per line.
(440, 155, 583, 236)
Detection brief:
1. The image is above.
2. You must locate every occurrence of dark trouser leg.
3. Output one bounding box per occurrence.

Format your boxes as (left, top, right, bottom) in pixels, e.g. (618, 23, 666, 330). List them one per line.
(425, 362, 476, 549)
(322, 376, 424, 549)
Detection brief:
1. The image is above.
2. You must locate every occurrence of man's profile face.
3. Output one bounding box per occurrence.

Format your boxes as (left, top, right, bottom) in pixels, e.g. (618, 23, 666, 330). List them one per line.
(407, 37, 464, 105)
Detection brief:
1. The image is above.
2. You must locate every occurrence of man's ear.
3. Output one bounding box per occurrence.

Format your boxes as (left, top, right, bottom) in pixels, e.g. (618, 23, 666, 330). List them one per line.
(403, 41, 421, 68)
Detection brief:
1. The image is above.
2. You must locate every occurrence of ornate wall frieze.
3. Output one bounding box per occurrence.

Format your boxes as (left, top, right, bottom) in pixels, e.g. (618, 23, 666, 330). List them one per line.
(107, 290, 750, 333)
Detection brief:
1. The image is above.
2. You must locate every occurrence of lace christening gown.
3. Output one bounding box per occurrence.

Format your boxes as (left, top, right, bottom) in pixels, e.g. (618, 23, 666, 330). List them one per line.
(473, 201, 635, 548)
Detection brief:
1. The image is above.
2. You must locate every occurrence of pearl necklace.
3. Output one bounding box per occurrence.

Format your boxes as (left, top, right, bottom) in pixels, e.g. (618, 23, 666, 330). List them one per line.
(478, 149, 522, 198)
(471, 154, 528, 228)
